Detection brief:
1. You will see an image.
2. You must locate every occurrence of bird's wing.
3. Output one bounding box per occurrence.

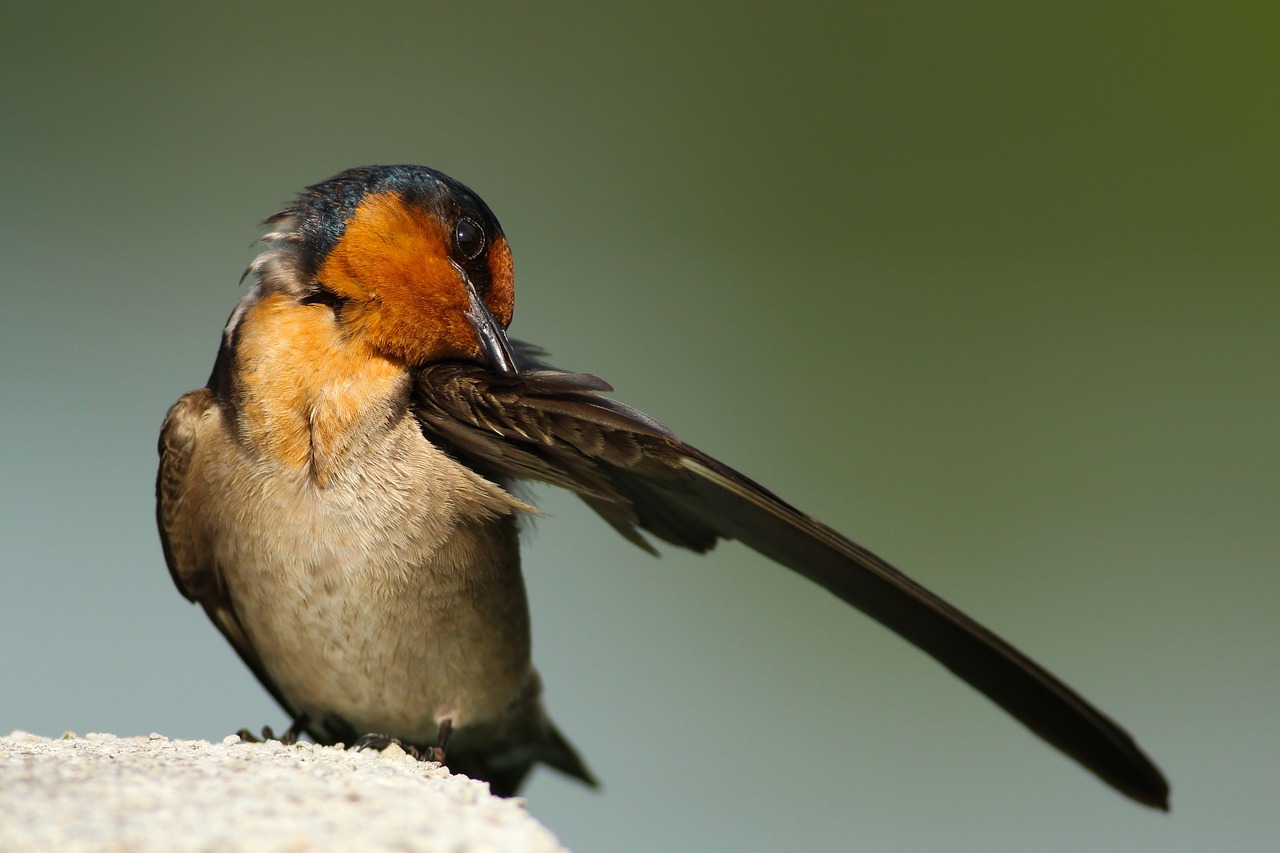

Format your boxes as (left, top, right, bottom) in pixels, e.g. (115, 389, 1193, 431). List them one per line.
(156, 389, 299, 722)
(412, 357, 1170, 809)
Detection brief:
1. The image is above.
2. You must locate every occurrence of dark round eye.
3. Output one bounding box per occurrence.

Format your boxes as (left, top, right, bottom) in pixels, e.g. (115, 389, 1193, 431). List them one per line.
(454, 217, 485, 261)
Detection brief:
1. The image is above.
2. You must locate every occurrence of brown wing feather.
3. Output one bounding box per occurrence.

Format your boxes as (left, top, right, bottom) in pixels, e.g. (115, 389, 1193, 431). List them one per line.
(157, 389, 219, 603)
(156, 389, 301, 722)
(412, 359, 1170, 810)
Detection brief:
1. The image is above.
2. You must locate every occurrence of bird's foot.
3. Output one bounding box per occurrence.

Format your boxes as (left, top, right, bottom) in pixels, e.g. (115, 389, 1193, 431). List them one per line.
(236, 713, 309, 745)
(353, 733, 428, 761)
(432, 719, 452, 764)
(353, 720, 452, 764)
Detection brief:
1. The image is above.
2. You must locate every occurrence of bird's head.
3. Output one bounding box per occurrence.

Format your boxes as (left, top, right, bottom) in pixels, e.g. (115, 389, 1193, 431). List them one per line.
(261, 165, 518, 374)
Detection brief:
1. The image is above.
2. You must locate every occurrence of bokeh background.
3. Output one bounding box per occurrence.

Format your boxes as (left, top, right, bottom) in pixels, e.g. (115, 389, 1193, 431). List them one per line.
(3, 3, 1276, 850)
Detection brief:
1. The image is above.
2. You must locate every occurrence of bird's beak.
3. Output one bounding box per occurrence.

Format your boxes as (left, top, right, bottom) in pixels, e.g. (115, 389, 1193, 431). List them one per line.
(458, 266, 520, 379)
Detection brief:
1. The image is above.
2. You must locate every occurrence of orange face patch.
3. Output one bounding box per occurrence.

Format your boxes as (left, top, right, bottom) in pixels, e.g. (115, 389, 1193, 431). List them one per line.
(484, 234, 515, 328)
(317, 191, 488, 366)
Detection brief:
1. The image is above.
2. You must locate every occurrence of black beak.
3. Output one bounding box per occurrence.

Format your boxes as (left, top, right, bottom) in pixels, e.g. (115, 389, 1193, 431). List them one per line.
(458, 265, 520, 379)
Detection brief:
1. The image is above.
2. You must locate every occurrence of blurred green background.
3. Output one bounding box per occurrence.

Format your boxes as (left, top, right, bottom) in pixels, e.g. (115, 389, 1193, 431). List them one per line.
(3, 3, 1276, 850)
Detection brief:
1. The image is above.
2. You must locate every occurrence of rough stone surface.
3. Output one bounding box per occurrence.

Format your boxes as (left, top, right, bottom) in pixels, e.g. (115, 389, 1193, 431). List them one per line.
(0, 731, 568, 852)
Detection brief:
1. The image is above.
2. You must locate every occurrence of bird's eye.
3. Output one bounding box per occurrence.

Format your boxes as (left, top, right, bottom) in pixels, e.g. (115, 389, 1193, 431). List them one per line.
(454, 217, 485, 261)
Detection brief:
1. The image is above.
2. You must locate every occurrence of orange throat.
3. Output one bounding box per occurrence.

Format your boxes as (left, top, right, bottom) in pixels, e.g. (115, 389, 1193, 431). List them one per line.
(232, 291, 408, 482)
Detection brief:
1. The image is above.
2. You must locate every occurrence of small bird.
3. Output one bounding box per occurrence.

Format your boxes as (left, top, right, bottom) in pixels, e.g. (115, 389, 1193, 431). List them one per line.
(157, 164, 1169, 807)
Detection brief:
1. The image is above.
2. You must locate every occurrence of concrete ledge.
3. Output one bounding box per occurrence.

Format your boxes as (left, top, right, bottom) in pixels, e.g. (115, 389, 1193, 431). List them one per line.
(0, 731, 567, 852)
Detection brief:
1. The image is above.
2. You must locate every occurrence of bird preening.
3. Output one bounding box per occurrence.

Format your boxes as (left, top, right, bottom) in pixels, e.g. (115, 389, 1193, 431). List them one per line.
(157, 165, 1169, 808)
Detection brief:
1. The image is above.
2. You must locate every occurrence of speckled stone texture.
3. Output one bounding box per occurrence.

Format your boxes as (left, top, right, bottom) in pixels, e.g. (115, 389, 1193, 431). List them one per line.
(0, 731, 567, 852)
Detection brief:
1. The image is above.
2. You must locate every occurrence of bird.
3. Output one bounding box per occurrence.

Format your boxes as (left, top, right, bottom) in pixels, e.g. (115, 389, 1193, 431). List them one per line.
(157, 164, 1169, 808)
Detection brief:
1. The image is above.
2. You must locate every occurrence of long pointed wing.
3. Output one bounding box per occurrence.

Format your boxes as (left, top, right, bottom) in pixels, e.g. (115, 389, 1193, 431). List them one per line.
(413, 358, 1170, 809)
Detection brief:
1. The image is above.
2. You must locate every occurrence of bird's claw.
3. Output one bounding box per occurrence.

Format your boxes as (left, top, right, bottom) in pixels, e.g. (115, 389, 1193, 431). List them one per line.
(352, 732, 427, 761)
(354, 720, 451, 764)
(236, 714, 308, 745)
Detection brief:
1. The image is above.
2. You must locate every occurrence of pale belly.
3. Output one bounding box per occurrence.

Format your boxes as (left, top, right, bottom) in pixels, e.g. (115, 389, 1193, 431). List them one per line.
(202, 419, 534, 742)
